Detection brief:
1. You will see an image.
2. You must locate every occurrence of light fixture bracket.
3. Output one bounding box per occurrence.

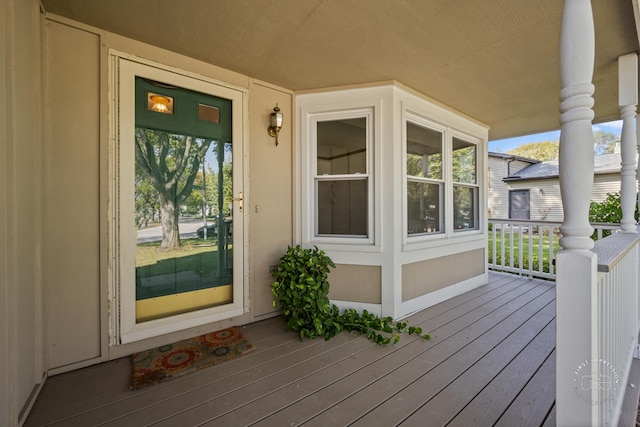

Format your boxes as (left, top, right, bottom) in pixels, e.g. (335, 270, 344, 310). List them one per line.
(268, 104, 283, 146)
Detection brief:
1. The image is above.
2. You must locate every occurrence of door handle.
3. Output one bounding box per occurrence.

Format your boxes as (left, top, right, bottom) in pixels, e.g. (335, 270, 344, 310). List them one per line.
(233, 192, 243, 212)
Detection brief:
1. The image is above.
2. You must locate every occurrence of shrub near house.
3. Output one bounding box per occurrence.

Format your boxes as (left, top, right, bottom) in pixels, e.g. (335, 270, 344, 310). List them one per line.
(271, 245, 430, 344)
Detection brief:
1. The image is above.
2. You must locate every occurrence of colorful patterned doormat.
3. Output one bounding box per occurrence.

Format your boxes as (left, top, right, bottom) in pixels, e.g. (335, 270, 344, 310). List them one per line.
(131, 326, 254, 389)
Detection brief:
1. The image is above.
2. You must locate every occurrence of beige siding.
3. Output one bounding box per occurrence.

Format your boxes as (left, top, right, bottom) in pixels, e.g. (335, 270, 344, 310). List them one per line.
(506, 180, 563, 222)
(593, 174, 622, 203)
(45, 21, 102, 368)
(42, 18, 296, 369)
(488, 157, 510, 219)
(509, 159, 534, 175)
(488, 156, 538, 219)
(2, 0, 45, 423)
(329, 265, 382, 304)
(402, 249, 485, 302)
(508, 174, 624, 223)
(248, 81, 294, 318)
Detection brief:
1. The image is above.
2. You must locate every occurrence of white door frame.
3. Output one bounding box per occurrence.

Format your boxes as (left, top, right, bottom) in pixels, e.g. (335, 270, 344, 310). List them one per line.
(109, 53, 247, 344)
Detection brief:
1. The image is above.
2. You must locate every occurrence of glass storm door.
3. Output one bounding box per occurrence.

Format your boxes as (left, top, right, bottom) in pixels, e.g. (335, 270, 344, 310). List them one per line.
(115, 58, 244, 344)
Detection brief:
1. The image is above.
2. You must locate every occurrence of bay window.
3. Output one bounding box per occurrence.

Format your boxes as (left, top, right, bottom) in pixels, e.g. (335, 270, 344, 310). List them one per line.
(314, 112, 372, 240)
(405, 119, 480, 238)
(406, 121, 444, 235)
(452, 137, 479, 231)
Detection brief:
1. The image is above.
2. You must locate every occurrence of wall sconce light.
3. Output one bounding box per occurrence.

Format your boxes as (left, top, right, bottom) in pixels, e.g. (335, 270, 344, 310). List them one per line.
(148, 93, 174, 114)
(539, 188, 544, 195)
(268, 104, 283, 146)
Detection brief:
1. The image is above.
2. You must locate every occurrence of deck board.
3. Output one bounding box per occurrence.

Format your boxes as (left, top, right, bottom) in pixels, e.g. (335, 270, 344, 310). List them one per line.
(25, 272, 565, 427)
(143, 334, 377, 426)
(344, 293, 556, 426)
(494, 349, 556, 427)
(76, 326, 358, 426)
(445, 327, 555, 426)
(415, 318, 555, 426)
(303, 282, 555, 426)
(256, 281, 553, 427)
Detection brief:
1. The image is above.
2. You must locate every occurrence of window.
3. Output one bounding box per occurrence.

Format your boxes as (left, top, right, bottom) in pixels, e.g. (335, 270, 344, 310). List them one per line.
(452, 137, 479, 231)
(406, 121, 444, 235)
(314, 113, 372, 239)
(404, 117, 480, 238)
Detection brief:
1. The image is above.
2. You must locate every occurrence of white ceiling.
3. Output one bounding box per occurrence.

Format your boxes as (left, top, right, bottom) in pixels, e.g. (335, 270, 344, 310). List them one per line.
(41, 0, 639, 140)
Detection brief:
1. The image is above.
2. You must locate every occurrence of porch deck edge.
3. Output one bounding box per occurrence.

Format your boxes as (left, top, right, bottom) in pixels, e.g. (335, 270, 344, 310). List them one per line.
(617, 357, 640, 427)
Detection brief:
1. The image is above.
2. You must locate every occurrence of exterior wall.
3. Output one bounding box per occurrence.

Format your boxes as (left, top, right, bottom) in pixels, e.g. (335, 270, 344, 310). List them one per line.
(488, 156, 509, 219)
(510, 159, 535, 175)
(1, 0, 45, 424)
(402, 249, 485, 301)
(395, 87, 489, 318)
(329, 265, 382, 304)
(45, 19, 102, 370)
(488, 155, 537, 219)
(592, 173, 623, 203)
(43, 16, 294, 371)
(507, 174, 623, 223)
(248, 81, 294, 319)
(507, 179, 563, 222)
(297, 84, 489, 320)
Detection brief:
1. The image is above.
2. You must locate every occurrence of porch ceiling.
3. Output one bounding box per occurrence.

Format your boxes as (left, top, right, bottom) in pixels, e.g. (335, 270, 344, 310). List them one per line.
(41, 0, 638, 140)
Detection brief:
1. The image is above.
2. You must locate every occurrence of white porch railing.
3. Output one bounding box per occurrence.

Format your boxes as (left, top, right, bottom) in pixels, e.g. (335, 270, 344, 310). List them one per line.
(488, 219, 561, 279)
(554, 2, 638, 425)
(487, 219, 620, 280)
(590, 231, 640, 425)
(555, 227, 640, 426)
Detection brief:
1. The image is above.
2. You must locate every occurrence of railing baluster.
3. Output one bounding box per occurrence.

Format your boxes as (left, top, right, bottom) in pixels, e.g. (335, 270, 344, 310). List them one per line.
(487, 219, 620, 279)
(500, 223, 505, 270)
(549, 225, 556, 277)
(509, 227, 514, 272)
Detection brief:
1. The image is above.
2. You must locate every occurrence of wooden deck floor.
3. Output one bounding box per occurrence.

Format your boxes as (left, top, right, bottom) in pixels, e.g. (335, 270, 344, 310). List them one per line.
(26, 272, 557, 426)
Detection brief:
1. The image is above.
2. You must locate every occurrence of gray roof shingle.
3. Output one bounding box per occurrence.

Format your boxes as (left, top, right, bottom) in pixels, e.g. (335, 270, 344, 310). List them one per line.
(502, 153, 622, 181)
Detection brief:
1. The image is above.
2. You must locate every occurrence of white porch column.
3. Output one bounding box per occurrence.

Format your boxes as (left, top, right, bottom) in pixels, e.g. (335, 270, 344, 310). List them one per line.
(556, 1, 598, 426)
(637, 117, 640, 213)
(618, 53, 638, 233)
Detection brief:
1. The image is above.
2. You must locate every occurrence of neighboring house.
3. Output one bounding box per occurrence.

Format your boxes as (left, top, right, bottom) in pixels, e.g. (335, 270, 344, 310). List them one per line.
(489, 152, 624, 222)
(488, 152, 539, 219)
(2, 1, 638, 425)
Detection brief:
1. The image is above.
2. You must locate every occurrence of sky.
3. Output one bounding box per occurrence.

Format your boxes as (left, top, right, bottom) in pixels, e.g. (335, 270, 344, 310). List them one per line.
(488, 120, 624, 153)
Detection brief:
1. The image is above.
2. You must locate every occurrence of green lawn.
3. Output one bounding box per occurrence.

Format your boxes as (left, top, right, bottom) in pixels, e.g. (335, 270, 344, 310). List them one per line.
(135, 238, 233, 300)
(137, 237, 217, 269)
(136, 237, 234, 279)
(488, 230, 560, 273)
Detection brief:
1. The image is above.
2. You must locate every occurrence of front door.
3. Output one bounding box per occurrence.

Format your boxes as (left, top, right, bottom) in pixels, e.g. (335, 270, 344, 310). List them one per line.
(113, 57, 245, 344)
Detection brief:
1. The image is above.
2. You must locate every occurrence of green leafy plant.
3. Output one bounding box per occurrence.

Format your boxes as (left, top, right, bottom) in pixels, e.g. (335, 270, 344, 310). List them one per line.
(589, 192, 639, 239)
(271, 245, 430, 344)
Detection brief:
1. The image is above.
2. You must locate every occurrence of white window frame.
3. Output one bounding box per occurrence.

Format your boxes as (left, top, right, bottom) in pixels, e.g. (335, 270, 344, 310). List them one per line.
(403, 112, 482, 244)
(307, 108, 375, 246)
(403, 113, 448, 243)
(451, 133, 480, 233)
(109, 52, 247, 345)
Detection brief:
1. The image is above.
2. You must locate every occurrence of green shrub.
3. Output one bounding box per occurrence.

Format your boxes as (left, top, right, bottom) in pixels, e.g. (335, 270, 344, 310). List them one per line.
(271, 245, 430, 344)
(589, 193, 639, 239)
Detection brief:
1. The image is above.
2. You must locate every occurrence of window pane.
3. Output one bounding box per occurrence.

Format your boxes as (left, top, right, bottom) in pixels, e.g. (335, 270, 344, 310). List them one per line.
(317, 179, 367, 236)
(452, 138, 476, 184)
(453, 185, 478, 230)
(317, 118, 367, 175)
(406, 122, 442, 179)
(407, 181, 442, 235)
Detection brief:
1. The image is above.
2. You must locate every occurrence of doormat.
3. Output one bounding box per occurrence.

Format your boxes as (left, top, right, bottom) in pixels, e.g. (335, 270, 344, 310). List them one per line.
(130, 326, 254, 390)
